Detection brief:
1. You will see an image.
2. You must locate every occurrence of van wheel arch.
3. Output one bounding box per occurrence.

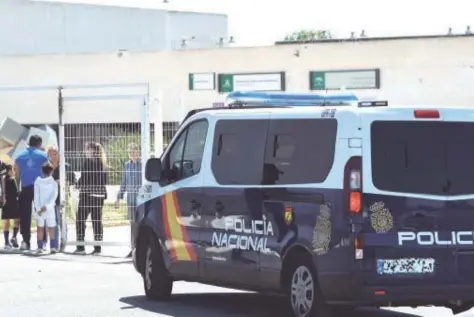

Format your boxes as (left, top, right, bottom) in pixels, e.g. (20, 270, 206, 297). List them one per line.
(136, 225, 166, 275)
(280, 245, 316, 291)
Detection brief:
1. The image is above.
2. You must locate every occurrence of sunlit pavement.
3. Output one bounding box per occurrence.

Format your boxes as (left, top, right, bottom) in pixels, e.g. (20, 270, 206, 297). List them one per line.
(0, 227, 471, 317)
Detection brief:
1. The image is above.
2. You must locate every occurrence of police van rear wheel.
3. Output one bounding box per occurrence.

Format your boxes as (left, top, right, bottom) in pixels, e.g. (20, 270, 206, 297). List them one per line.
(286, 257, 330, 317)
(143, 235, 173, 301)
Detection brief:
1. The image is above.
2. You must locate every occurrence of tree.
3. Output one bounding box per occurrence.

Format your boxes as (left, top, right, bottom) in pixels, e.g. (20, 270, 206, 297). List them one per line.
(283, 29, 333, 42)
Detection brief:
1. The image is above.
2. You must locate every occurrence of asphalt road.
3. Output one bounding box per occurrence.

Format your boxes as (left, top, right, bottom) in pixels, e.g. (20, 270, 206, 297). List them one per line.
(0, 226, 468, 317)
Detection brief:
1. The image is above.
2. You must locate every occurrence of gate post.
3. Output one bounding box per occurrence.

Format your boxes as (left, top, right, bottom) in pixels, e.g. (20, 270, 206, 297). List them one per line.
(154, 89, 164, 157)
(140, 92, 150, 183)
(57, 86, 68, 251)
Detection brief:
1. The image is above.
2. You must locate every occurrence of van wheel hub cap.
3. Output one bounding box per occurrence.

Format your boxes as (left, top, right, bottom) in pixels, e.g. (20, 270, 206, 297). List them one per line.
(290, 266, 314, 317)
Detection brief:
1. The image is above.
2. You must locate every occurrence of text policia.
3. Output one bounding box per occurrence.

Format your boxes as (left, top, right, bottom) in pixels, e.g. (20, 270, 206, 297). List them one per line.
(212, 216, 274, 252)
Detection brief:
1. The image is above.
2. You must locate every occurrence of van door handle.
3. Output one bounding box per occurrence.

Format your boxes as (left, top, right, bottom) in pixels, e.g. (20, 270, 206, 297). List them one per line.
(190, 200, 201, 218)
(214, 201, 225, 219)
(214, 201, 225, 212)
(190, 200, 201, 210)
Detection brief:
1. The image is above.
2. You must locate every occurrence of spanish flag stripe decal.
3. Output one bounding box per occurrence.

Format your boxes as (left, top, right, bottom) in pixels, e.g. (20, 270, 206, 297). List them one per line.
(171, 191, 197, 261)
(162, 191, 196, 262)
(161, 195, 177, 260)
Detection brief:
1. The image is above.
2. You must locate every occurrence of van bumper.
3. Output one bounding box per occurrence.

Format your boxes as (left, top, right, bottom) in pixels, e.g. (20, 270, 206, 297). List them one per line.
(319, 273, 474, 305)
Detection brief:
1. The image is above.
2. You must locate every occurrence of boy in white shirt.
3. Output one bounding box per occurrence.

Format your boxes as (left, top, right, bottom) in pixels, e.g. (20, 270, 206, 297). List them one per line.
(33, 162, 58, 254)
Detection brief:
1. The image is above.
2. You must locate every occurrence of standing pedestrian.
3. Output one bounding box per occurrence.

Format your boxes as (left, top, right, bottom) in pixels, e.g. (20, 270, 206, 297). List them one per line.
(33, 162, 58, 254)
(1, 164, 20, 249)
(1, 158, 7, 209)
(14, 135, 48, 251)
(42, 146, 75, 252)
(114, 143, 142, 258)
(74, 142, 108, 255)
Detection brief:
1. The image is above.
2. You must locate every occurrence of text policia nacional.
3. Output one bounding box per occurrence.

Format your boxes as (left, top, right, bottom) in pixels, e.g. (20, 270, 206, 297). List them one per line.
(212, 216, 274, 253)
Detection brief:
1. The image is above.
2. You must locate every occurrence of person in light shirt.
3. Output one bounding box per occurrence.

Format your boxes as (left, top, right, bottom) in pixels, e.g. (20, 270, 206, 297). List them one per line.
(33, 162, 59, 254)
(115, 143, 142, 258)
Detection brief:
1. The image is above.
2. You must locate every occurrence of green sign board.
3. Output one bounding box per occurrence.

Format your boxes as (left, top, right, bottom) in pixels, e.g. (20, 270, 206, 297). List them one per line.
(310, 72, 326, 90)
(218, 72, 286, 93)
(188, 73, 215, 90)
(219, 74, 234, 93)
(309, 69, 380, 90)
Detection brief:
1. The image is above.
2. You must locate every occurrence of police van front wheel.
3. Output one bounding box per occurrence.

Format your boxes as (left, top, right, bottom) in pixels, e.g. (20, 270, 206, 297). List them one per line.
(143, 236, 173, 301)
(286, 257, 331, 317)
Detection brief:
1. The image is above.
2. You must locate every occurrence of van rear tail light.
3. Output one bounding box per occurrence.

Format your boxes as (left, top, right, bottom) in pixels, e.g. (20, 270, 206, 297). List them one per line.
(344, 157, 364, 260)
(349, 192, 361, 214)
(355, 236, 364, 259)
(414, 109, 440, 119)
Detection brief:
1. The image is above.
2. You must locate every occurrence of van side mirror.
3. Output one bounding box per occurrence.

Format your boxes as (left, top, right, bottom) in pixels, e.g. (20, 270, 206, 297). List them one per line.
(145, 158, 162, 182)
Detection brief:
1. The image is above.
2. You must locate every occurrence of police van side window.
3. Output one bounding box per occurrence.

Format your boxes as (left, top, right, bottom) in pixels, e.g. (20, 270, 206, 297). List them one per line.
(263, 119, 337, 185)
(211, 119, 269, 185)
(162, 120, 208, 184)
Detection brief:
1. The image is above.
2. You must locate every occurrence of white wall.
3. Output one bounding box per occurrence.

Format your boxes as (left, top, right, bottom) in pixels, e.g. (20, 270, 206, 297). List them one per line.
(167, 11, 229, 50)
(0, 0, 228, 55)
(0, 36, 473, 124)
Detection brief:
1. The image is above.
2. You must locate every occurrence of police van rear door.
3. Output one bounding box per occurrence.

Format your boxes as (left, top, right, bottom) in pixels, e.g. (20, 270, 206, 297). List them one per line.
(360, 107, 474, 286)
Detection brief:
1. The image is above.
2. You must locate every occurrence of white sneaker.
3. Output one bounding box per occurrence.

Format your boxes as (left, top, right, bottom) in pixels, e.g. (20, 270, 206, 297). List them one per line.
(35, 248, 44, 254)
(4, 244, 12, 250)
(20, 242, 29, 251)
(50, 248, 59, 254)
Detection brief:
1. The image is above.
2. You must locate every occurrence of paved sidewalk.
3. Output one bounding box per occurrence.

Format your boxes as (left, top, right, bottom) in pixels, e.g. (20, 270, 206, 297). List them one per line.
(0, 225, 131, 258)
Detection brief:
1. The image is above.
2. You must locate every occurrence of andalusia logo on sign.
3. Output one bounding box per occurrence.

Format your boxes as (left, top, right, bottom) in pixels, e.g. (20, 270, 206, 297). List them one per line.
(310, 72, 326, 90)
(223, 79, 232, 89)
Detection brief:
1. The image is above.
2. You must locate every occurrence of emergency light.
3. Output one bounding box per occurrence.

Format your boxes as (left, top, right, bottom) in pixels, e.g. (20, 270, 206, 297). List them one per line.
(226, 91, 359, 107)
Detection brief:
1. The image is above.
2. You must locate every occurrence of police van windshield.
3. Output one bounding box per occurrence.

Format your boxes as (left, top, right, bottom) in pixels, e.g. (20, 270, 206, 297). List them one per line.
(371, 121, 474, 196)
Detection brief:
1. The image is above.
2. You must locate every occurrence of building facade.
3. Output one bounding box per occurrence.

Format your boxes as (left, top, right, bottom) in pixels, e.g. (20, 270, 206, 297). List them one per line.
(0, 35, 473, 125)
(0, 0, 228, 55)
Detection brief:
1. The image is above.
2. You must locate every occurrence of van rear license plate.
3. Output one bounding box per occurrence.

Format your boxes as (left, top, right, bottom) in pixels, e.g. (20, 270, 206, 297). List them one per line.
(376, 258, 435, 275)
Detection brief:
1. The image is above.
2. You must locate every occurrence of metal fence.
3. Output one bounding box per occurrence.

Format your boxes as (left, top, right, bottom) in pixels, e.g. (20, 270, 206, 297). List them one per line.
(0, 83, 183, 253)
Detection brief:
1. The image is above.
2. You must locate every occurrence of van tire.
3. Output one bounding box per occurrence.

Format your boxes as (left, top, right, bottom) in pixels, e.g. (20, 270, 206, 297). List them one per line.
(143, 234, 173, 301)
(285, 256, 332, 317)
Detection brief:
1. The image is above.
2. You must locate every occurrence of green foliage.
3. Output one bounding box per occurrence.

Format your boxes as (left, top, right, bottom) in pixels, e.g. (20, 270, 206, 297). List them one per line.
(283, 29, 333, 41)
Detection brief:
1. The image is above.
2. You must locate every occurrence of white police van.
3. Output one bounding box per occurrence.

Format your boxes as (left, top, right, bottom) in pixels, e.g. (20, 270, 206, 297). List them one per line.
(133, 91, 474, 317)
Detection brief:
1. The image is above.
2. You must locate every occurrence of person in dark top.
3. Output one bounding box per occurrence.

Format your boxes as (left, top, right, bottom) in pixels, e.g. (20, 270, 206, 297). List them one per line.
(1, 164, 20, 249)
(0, 159, 6, 206)
(74, 142, 108, 255)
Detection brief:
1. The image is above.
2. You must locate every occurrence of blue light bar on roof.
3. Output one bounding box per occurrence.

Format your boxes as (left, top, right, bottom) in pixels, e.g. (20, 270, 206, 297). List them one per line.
(226, 91, 359, 106)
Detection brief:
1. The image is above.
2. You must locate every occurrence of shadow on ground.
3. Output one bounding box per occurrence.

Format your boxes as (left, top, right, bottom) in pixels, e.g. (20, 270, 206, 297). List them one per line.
(120, 293, 421, 317)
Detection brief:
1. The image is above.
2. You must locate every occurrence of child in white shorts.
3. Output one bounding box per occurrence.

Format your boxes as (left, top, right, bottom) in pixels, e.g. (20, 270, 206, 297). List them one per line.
(33, 162, 58, 254)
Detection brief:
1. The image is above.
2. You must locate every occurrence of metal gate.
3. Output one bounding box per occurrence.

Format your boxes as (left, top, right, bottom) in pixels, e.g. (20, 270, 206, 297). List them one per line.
(58, 83, 151, 253)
